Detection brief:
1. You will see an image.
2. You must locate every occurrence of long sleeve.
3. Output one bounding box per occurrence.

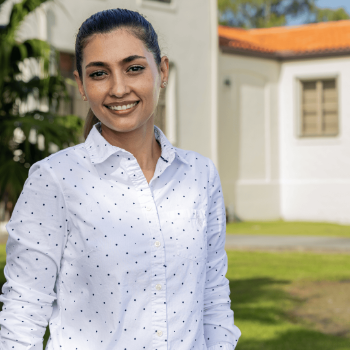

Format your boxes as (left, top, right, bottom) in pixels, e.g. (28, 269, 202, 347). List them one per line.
(203, 161, 241, 350)
(0, 160, 69, 350)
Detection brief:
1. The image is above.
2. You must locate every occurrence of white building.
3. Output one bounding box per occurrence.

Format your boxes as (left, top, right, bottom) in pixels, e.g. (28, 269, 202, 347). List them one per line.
(2, 1, 350, 224)
(218, 21, 350, 224)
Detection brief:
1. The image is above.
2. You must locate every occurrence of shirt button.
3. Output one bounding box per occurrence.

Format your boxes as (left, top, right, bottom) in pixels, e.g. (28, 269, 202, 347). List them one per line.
(155, 284, 162, 290)
(155, 241, 161, 247)
(145, 204, 152, 211)
(157, 330, 163, 337)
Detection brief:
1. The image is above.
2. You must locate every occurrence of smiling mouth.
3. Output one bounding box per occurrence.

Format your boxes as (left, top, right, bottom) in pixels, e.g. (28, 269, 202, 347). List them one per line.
(106, 101, 139, 111)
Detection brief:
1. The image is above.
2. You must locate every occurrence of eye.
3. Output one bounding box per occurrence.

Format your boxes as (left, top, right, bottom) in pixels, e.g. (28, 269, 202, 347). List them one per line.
(89, 71, 107, 78)
(128, 65, 145, 72)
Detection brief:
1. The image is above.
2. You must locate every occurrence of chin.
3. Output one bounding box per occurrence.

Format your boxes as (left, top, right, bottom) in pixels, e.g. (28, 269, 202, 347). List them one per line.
(102, 119, 149, 134)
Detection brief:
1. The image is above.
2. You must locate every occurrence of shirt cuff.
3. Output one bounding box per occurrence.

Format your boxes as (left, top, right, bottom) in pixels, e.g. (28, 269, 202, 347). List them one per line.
(207, 342, 237, 350)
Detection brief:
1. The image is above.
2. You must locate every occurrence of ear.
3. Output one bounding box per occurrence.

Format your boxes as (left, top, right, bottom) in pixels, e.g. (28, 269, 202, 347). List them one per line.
(160, 56, 170, 87)
(74, 70, 87, 100)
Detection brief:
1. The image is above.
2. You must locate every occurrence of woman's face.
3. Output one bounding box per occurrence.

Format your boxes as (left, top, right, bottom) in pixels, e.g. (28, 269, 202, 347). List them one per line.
(75, 29, 169, 134)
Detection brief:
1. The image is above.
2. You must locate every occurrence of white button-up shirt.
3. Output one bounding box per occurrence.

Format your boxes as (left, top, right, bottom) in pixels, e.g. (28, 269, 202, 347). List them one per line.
(0, 125, 241, 350)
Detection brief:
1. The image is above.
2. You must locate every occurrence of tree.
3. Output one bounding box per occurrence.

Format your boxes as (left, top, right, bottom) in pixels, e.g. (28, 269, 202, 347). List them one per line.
(218, 0, 350, 28)
(0, 0, 83, 214)
(315, 7, 349, 22)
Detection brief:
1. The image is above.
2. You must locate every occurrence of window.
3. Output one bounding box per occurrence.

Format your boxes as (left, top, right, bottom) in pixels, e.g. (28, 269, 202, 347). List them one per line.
(138, 0, 176, 12)
(58, 52, 90, 119)
(300, 78, 338, 137)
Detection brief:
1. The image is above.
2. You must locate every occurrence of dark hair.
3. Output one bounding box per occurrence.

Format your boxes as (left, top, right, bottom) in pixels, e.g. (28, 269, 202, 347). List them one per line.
(75, 8, 162, 138)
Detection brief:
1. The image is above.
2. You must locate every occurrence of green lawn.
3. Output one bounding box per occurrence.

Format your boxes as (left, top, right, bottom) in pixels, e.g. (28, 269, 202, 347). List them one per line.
(0, 245, 349, 349)
(227, 220, 350, 237)
(227, 250, 350, 350)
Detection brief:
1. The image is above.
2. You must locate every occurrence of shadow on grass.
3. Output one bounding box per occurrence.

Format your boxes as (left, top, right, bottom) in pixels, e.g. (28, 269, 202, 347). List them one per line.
(229, 278, 350, 349)
(229, 277, 292, 324)
(238, 329, 350, 350)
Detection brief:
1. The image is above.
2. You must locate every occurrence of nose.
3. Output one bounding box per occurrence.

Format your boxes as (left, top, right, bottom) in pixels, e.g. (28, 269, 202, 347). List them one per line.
(109, 73, 130, 98)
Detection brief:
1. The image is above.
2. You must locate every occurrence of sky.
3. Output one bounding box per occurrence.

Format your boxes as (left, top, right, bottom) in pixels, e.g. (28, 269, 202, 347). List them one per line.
(287, 0, 350, 25)
(317, 0, 350, 12)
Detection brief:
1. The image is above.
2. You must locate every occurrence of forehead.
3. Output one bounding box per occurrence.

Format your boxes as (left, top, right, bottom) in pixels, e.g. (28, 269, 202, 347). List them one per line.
(82, 29, 149, 64)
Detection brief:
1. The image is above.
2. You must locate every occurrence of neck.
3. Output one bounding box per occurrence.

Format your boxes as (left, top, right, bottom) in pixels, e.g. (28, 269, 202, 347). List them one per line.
(100, 120, 161, 182)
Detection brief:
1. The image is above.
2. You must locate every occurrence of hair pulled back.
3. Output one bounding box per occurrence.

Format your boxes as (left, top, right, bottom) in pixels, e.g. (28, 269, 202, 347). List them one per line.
(75, 8, 162, 139)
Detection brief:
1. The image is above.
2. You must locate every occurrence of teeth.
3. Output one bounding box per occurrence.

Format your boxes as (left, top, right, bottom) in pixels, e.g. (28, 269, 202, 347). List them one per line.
(108, 102, 137, 111)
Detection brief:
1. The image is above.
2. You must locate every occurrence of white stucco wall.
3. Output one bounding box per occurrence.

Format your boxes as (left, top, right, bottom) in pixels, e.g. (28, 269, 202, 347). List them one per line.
(218, 52, 281, 221)
(279, 56, 350, 224)
(1, 0, 216, 160)
(218, 50, 350, 224)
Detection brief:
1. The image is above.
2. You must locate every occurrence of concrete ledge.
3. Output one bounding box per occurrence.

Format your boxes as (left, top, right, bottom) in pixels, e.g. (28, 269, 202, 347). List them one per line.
(225, 234, 350, 253)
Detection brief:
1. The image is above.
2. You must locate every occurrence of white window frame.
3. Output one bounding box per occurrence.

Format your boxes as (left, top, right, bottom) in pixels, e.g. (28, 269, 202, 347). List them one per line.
(295, 74, 340, 139)
(165, 64, 177, 145)
(137, 0, 177, 12)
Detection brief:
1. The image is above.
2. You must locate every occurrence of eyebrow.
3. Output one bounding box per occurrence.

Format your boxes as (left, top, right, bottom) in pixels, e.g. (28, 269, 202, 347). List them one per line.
(122, 55, 146, 63)
(85, 55, 146, 69)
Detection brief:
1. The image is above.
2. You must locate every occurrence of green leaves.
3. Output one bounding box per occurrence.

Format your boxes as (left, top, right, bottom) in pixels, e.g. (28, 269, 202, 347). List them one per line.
(218, 0, 350, 28)
(0, 0, 83, 207)
(315, 7, 349, 22)
(0, 111, 83, 203)
(2, 0, 51, 38)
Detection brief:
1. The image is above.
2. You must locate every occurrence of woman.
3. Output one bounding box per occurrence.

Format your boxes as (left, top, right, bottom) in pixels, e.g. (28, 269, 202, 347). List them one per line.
(0, 9, 241, 350)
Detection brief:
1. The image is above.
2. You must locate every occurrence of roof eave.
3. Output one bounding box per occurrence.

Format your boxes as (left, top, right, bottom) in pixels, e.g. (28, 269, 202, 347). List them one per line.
(220, 45, 350, 61)
(279, 49, 350, 61)
(220, 45, 278, 60)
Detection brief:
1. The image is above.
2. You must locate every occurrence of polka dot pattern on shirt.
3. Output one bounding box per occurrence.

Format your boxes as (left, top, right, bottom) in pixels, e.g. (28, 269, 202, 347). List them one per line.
(0, 125, 241, 350)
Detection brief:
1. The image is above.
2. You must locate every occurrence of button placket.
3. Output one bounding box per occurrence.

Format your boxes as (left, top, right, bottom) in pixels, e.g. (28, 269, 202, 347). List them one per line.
(141, 197, 168, 346)
(126, 159, 168, 347)
(147, 207, 167, 346)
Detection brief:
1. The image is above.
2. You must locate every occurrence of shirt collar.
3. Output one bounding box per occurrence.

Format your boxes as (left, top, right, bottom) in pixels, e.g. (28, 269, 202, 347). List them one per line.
(84, 123, 188, 165)
(153, 125, 188, 165)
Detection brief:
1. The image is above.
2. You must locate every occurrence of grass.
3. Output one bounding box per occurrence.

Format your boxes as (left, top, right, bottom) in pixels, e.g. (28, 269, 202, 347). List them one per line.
(0, 245, 349, 349)
(226, 220, 350, 237)
(227, 250, 350, 350)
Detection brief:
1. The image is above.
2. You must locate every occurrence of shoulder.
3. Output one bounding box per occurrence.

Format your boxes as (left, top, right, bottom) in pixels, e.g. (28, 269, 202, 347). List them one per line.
(28, 142, 88, 176)
(174, 147, 217, 180)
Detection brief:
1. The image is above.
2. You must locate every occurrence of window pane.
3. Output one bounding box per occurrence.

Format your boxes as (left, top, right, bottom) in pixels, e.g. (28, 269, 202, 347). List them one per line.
(301, 80, 318, 136)
(322, 79, 336, 90)
(303, 81, 316, 91)
(322, 79, 338, 135)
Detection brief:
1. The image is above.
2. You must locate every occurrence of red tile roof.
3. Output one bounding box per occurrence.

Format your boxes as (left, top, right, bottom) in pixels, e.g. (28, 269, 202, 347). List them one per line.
(219, 20, 350, 59)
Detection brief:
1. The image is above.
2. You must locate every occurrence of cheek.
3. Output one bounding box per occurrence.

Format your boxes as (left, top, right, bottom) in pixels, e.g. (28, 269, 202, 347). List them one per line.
(85, 83, 104, 102)
(141, 77, 160, 107)
(141, 70, 159, 94)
